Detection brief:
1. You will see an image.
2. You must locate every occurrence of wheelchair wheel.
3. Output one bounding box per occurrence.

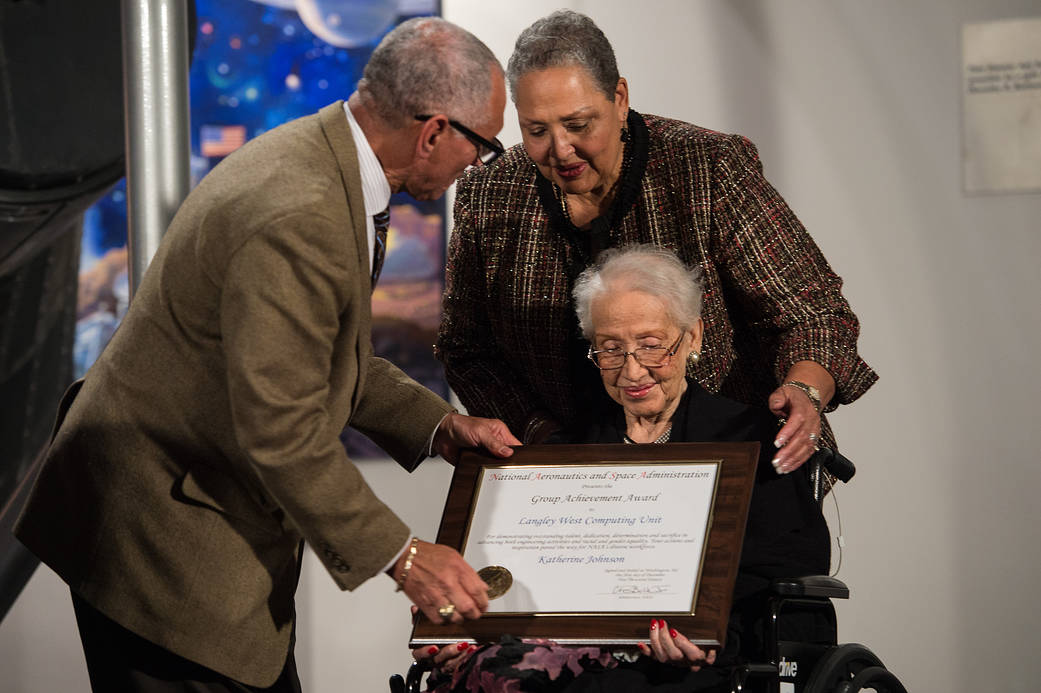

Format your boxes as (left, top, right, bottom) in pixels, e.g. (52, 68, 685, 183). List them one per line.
(802, 643, 907, 693)
(836, 665, 907, 692)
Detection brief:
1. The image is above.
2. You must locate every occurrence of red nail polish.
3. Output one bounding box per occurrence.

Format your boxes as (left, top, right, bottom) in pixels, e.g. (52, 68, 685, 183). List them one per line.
(457, 642, 469, 651)
(427, 646, 438, 655)
(669, 628, 678, 638)
(658, 619, 666, 629)
(649, 619, 657, 630)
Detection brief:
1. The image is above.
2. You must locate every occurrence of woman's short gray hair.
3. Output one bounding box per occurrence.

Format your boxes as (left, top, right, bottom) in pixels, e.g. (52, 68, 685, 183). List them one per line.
(572, 245, 704, 340)
(506, 10, 619, 102)
(358, 17, 500, 127)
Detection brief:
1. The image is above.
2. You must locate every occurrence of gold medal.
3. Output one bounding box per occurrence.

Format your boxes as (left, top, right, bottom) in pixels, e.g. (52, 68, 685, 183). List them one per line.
(478, 565, 513, 600)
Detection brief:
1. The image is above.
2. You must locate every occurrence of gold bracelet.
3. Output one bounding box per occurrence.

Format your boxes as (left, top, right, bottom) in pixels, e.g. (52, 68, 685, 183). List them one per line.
(782, 381, 822, 414)
(396, 537, 419, 592)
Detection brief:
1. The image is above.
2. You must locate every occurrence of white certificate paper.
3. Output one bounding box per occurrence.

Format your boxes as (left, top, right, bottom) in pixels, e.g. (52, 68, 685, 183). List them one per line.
(461, 462, 720, 614)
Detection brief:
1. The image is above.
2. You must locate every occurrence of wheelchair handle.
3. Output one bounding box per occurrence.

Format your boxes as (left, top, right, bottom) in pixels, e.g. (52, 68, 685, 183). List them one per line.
(812, 447, 856, 483)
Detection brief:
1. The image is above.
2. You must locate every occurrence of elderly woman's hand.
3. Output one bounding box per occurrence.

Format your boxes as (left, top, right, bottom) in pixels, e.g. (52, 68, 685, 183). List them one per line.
(639, 619, 716, 670)
(411, 641, 477, 675)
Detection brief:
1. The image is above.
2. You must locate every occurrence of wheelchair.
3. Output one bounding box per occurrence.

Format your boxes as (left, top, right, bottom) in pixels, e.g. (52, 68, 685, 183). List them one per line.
(727, 574, 907, 692)
(391, 449, 908, 693)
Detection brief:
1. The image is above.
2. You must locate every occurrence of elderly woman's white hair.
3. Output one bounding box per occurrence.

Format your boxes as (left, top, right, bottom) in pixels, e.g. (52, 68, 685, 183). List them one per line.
(572, 244, 704, 339)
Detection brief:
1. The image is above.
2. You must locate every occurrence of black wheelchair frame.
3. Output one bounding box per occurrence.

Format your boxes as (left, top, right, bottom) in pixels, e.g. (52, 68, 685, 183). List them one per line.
(729, 574, 907, 692)
(391, 449, 908, 693)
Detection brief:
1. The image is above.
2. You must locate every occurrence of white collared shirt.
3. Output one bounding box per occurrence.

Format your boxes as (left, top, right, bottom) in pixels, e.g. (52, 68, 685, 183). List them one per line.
(343, 100, 391, 274)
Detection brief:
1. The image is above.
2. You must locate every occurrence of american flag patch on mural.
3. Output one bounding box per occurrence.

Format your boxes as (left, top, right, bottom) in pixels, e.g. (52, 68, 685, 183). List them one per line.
(200, 124, 247, 157)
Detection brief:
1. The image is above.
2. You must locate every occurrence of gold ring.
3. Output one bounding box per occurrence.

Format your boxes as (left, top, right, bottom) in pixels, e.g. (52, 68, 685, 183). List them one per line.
(438, 604, 456, 618)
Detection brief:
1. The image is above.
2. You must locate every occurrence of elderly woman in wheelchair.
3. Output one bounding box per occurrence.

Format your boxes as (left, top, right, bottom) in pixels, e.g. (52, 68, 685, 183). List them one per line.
(405, 246, 897, 692)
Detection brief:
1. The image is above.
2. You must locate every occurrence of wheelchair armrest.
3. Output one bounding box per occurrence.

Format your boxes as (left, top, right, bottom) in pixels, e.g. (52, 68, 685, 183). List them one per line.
(730, 662, 780, 690)
(734, 663, 778, 678)
(393, 659, 434, 693)
(770, 575, 849, 600)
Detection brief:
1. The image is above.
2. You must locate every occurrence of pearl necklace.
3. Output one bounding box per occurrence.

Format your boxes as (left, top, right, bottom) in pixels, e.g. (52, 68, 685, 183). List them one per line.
(623, 423, 673, 445)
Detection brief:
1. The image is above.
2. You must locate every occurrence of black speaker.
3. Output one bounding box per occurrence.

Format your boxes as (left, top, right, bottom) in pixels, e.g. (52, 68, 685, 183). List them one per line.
(0, 0, 196, 622)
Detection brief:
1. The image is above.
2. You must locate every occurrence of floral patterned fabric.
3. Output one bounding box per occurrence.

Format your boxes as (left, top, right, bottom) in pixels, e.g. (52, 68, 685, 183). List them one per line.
(425, 636, 615, 693)
(424, 636, 730, 693)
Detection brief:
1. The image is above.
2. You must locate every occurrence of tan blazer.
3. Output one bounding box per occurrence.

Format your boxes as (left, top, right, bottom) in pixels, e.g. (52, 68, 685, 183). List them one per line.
(15, 102, 452, 687)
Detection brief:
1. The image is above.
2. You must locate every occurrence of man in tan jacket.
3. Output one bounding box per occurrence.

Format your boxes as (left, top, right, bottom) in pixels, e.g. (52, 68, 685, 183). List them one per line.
(15, 17, 514, 692)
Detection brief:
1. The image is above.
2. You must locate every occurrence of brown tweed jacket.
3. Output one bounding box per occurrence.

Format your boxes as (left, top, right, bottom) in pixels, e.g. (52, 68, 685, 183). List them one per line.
(15, 102, 452, 687)
(437, 111, 876, 441)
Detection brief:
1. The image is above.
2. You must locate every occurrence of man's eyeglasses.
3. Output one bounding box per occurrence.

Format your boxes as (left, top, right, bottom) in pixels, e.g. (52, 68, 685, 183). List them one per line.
(587, 335, 685, 370)
(415, 114, 504, 165)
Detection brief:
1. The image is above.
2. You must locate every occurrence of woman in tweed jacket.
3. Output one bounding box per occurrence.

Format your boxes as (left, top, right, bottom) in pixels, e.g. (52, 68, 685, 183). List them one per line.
(436, 10, 876, 473)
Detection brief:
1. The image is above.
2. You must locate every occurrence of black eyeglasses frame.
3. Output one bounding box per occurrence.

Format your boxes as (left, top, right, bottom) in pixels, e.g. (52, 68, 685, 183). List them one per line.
(587, 334, 686, 371)
(414, 114, 504, 165)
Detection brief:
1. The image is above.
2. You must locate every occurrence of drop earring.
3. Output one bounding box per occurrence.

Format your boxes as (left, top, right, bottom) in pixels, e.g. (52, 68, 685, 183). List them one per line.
(686, 350, 700, 376)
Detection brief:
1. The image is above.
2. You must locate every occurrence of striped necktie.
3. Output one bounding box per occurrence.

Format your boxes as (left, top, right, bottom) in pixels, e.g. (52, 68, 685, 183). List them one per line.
(371, 206, 390, 291)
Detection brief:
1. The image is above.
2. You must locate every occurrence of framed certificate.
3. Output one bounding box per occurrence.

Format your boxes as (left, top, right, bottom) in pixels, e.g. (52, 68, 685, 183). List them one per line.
(409, 442, 759, 649)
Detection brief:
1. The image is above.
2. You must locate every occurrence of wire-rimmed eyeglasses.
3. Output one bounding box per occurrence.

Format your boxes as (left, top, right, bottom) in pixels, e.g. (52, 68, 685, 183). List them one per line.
(587, 335, 685, 370)
(415, 114, 504, 165)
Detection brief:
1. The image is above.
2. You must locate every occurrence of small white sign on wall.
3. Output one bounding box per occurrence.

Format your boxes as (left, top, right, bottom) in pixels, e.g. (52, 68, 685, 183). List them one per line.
(962, 17, 1041, 194)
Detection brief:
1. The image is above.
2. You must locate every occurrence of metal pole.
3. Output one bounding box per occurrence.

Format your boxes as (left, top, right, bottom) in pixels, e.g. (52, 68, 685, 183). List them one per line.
(122, 0, 191, 298)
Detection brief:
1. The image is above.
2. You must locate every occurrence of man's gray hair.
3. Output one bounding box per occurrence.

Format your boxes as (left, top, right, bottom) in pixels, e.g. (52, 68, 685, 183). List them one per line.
(358, 17, 500, 127)
(573, 245, 704, 340)
(506, 10, 619, 102)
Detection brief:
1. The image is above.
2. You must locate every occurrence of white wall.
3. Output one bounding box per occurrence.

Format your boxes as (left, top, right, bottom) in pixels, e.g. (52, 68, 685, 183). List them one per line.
(4, 1, 1041, 691)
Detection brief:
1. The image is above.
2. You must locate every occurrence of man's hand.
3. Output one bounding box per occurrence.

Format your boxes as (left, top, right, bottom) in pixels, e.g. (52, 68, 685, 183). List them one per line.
(392, 540, 489, 624)
(433, 412, 520, 463)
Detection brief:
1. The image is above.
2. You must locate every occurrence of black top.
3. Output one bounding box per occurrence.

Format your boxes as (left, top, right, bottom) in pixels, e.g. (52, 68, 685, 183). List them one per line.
(567, 379, 830, 598)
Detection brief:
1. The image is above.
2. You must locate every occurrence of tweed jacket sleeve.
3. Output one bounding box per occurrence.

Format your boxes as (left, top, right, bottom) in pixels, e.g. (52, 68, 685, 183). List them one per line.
(706, 134, 876, 406)
(438, 195, 543, 433)
(219, 209, 428, 590)
(350, 354, 454, 469)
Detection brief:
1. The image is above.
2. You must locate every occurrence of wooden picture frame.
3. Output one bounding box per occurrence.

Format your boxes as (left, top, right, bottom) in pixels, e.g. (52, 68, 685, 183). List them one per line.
(409, 442, 758, 650)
